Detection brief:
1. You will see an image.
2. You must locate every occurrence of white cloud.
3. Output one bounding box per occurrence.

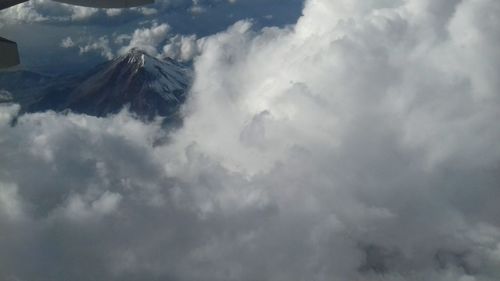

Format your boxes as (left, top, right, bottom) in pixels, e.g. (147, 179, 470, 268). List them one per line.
(59, 23, 171, 60)
(0, 0, 238, 24)
(118, 22, 171, 56)
(78, 36, 114, 59)
(1, 0, 500, 280)
(0, 0, 98, 23)
(162, 34, 202, 61)
(105, 8, 122, 17)
(0, 183, 25, 221)
(60, 36, 75, 48)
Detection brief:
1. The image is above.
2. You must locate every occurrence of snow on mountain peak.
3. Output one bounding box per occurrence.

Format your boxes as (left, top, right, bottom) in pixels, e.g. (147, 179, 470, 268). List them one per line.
(8, 49, 193, 120)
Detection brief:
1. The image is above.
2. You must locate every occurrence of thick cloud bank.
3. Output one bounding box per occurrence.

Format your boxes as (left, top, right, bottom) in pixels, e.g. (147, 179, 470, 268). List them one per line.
(0, 0, 197, 23)
(1, 0, 500, 280)
(0, 0, 292, 23)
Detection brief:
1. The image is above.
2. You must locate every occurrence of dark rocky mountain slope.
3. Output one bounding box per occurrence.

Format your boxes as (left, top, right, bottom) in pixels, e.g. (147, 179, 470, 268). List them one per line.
(0, 49, 191, 121)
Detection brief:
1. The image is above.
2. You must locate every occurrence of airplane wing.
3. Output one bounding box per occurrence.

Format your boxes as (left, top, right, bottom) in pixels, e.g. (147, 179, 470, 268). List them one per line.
(0, 37, 19, 68)
(55, 0, 154, 8)
(0, 0, 154, 68)
(0, 0, 153, 10)
(0, 0, 28, 11)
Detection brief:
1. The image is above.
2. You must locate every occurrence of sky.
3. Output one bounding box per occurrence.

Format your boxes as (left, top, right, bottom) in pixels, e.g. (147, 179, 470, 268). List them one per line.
(1, 0, 500, 281)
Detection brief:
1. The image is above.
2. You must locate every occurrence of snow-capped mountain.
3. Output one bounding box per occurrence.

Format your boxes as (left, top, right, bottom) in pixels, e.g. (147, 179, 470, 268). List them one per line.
(1, 49, 191, 120)
(60, 49, 191, 119)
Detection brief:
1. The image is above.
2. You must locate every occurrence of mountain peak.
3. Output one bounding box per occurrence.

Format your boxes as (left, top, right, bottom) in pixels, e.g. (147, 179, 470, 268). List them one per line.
(116, 48, 151, 69)
(73, 49, 192, 118)
(19, 49, 192, 121)
(126, 47, 148, 56)
(114, 49, 187, 74)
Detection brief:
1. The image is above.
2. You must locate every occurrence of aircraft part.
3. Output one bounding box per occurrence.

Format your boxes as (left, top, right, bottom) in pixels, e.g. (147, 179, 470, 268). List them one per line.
(0, 37, 20, 69)
(0, 0, 27, 11)
(0, 0, 153, 10)
(53, 0, 153, 8)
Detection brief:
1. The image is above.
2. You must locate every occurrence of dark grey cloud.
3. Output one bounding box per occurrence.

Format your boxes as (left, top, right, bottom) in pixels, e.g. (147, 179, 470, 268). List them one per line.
(1, 0, 500, 280)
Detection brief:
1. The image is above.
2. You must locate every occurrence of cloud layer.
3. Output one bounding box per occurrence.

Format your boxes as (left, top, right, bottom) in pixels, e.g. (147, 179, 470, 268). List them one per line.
(1, 0, 500, 280)
(0, 0, 297, 24)
(0, 0, 189, 23)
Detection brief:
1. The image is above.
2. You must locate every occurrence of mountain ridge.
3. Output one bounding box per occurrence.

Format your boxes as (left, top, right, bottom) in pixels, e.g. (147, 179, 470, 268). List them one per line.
(0, 49, 191, 121)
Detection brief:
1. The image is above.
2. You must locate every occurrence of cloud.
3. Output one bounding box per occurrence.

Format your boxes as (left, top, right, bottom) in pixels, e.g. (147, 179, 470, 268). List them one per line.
(1, 0, 500, 281)
(0, 0, 99, 23)
(162, 34, 202, 61)
(60, 36, 75, 48)
(64, 22, 171, 59)
(0, 0, 240, 24)
(78, 36, 114, 59)
(118, 22, 171, 56)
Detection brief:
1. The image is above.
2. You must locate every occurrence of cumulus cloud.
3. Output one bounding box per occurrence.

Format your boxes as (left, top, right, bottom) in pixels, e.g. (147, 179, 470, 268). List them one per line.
(60, 36, 75, 48)
(78, 36, 114, 59)
(58, 23, 202, 62)
(0, 0, 132, 23)
(1, 0, 500, 281)
(64, 22, 171, 59)
(0, 0, 99, 23)
(0, 0, 238, 24)
(118, 22, 171, 56)
(60, 22, 211, 62)
(162, 34, 202, 61)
